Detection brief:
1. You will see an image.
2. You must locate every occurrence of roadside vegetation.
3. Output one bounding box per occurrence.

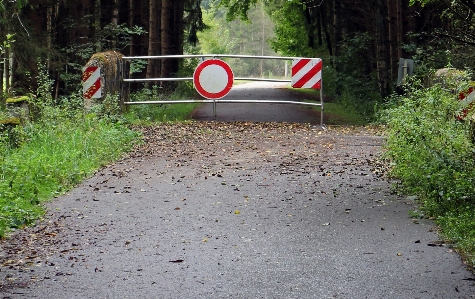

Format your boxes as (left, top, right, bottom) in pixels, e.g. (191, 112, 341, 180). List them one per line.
(0, 67, 140, 238)
(382, 74, 475, 269)
(124, 86, 198, 125)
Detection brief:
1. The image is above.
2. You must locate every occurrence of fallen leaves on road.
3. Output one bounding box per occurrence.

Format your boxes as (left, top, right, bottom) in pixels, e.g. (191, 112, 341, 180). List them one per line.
(0, 121, 389, 291)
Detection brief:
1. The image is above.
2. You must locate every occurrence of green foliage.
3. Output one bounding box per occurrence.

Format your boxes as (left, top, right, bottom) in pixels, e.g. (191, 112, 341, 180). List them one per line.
(125, 86, 198, 125)
(268, 4, 380, 118)
(0, 33, 15, 54)
(382, 77, 475, 267)
(437, 206, 475, 266)
(383, 79, 475, 209)
(409, 0, 436, 6)
(198, 8, 235, 54)
(402, 36, 457, 78)
(0, 64, 140, 238)
(0, 0, 28, 12)
(269, 0, 316, 58)
(197, 2, 283, 78)
(334, 33, 381, 118)
(217, 0, 259, 20)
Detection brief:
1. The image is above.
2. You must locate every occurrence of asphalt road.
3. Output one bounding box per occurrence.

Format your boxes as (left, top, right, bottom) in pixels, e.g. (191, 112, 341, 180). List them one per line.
(191, 81, 321, 124)
(1, 82, 474, 299)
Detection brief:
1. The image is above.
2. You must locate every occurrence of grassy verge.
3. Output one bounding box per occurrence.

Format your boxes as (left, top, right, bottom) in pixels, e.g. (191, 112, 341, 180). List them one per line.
(322, 102, 369, 126)
(125, 103, 198, 125)
(124, 85, 199, 125)
(0, 113, 140, 237)
(285, 87, 369, 126)
(382, 79, 475, 271)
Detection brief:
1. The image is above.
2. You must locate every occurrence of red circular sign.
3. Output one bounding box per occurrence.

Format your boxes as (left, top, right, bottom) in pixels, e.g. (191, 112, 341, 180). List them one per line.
(193, 59, 234, 99)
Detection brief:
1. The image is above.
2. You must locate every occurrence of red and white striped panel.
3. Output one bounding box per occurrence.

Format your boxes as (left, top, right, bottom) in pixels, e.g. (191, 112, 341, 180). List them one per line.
(291, 58, 322, 89)
(457, 86, 475, 120)
(82, 66, 102, 99)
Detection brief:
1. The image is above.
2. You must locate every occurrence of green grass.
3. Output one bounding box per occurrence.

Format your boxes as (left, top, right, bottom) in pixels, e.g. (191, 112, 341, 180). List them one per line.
(125, 103, 198, 125)
(322, 102, 369, 126)
(124, 85, 199, 125)
(437, 206, 475, 268)
(0, 113, 140, 237)
(286, 87, 369, 126)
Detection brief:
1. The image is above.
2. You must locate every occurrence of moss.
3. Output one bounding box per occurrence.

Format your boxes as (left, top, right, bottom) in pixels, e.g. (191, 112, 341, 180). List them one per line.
(85, 51, 126, 111)
(6, 95, 30, 104)
(0, 117, 21, 125)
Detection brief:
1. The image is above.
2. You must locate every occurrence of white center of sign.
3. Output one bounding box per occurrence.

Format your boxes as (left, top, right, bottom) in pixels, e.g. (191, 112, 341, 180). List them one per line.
(199, 64, 230, 93)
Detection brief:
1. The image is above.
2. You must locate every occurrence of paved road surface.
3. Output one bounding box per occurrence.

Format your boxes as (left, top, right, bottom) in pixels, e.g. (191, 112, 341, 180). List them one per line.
(1, 82, 474, 298)
(191, 82, 321, 124)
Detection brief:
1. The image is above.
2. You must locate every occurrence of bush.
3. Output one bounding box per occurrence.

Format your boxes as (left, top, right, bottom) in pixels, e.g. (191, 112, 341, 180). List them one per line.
(382, 77, 475, 267)
(0, 62, 140, 237)
(383, 79, 475, 214)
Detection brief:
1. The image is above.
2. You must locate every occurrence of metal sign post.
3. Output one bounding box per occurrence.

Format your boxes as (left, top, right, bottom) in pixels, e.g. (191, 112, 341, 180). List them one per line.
(397, 58, 414, 85)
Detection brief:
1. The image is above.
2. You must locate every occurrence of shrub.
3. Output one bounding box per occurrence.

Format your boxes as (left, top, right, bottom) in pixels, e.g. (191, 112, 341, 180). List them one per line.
(383, 79, 475, 215)
(382, 76, 475, 267)
(0, 61, 140, 237)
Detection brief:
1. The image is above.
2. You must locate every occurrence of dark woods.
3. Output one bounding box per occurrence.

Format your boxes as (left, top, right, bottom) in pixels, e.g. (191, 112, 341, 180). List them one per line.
(0, 0, 205, 98)
(0, 0, 474, 101)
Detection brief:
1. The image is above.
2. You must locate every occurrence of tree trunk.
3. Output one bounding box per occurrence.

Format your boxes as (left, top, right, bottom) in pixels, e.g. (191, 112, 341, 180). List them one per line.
(316, 4, 323, 47)
(46, 0, 53, 70)
(333, 0, 342, 94)
(0, 19, 5, 98)
(303, 2, 315, 49)
(111, 0, 119, 49)
(128, 0, 135, 56)
(160, 0, 173, 81)
(5, 47, 10, 93)
(260, 3, 265, 77)
(321, 1, 333, 58)
(387, 0, 397, 82)
(374, 0, 390, 98)
(94, 0, 102, 52)
(161, 0, 184, 89)
(147, 0, 161, 82)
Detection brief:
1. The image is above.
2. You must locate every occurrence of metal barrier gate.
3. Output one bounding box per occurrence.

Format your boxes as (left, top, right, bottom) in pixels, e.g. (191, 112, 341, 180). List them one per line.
(122, 54, 324, 126)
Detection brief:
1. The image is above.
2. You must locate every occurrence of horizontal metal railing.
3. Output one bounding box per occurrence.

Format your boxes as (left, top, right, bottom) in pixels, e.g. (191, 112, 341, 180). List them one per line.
(123, 54, 306, 60)
(122, 54, 324, 126)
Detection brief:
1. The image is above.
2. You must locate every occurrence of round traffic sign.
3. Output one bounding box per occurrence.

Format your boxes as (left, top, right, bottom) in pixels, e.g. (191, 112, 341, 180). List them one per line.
(193, 59, 234, 99)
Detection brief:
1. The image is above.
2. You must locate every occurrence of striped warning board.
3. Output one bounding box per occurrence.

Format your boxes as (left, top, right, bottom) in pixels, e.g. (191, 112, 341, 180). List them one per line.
(291, 58, 322, 89)
(457, 86, 475, 121)
(82, 66, 102, 99)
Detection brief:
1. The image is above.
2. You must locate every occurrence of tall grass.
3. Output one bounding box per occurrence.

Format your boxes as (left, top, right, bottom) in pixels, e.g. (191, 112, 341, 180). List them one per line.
(0, 111, 139, 237)
(124, 85, 198, 124)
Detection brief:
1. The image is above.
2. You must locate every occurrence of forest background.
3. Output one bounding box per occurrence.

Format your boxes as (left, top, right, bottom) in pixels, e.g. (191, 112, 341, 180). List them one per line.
(0, 0, 474, 114)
